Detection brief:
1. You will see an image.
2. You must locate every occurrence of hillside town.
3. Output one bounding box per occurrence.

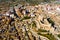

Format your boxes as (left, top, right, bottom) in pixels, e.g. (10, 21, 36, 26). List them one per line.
(0, 3, 60, 40)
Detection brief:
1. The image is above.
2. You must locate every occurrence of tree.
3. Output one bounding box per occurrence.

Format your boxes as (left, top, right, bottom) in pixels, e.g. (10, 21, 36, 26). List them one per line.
(43, 0, 50, 2)
(11, 0, 15, 2)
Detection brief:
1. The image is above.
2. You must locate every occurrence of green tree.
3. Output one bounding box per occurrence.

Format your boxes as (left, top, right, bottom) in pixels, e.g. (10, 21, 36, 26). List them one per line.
(43, 0, 50, 2)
